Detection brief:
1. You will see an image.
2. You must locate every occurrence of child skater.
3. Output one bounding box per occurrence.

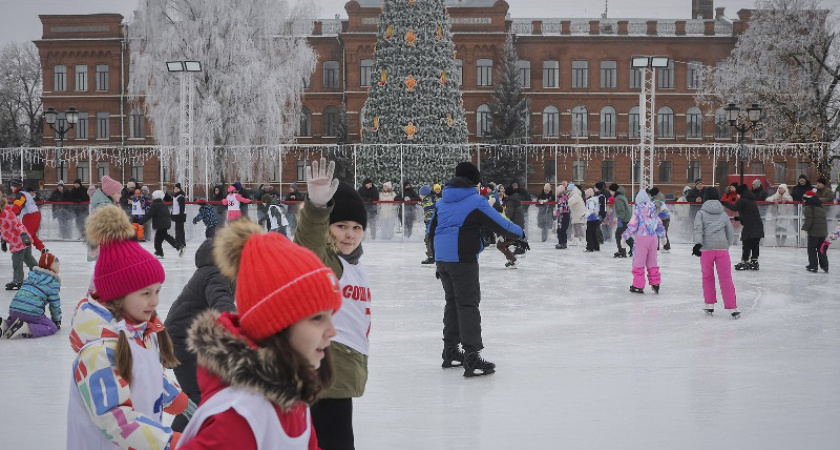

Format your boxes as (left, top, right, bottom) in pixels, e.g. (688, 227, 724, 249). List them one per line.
(176, 220, 340, 449)
(584, 188, 601, 252)
(192, 199, 219, 239)
(819, 221, 840, 254)
(268, 196, 290, 236)
(66, 205, 194, 449)
(3, 251, 61, 339)
(692, 187, 739, 319)
(142, 190, 185, 259)
(295, 157, 371, 450)
(802, 190, 829, 273)
(226, 185, 251, 221)
(622, 190, 666, 294)
(1, 190, 36, 290)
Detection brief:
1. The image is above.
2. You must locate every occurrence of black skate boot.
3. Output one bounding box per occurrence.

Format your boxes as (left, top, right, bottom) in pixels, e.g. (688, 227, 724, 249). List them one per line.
(421, 257, 435, 265)
(3, 318, 24, 339)
(629, 286, 644, 294)
(614, 249, 628, 258)
(749, 259, 759, 270)
(806, 266, 818, 273)
(651, 284, 660, 294)
(663, 243, 671, 251)
(822, 266, 829, 273)
(730, 309, 741, 319)
(5, 281, 21, 290)
(442, 345, 465, 369)
(504, 260, 517, 269)
(734, 260, 750, 271)
(463, 351, 495, 378)
(555, 244, 567, 249)
(703, 304, 715, 315)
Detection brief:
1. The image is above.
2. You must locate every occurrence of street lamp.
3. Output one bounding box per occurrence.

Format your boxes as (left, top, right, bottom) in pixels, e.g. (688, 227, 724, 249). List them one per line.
(44, 106, 78, 147)
(166, 60, 203, 201)
(630, 56, 670, 192)
(724, 103, 763, 186)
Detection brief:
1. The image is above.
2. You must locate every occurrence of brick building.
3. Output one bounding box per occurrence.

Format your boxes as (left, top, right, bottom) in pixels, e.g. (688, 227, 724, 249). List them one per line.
(33, 1, 810, 196)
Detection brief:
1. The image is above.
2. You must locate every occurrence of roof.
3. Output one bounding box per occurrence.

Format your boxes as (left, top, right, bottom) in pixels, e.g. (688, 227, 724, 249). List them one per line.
(355, 0, 499, 7)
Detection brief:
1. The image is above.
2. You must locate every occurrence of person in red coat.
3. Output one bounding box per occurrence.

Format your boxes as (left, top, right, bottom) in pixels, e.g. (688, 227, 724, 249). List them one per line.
(177, 219, 341, 449)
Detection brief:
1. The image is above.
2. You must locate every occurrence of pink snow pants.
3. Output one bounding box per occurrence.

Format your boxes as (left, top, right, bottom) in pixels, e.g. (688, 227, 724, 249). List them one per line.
(700, 250, 737, 309)
(631, 235, 661, 288)
(227, 210, 242, 221)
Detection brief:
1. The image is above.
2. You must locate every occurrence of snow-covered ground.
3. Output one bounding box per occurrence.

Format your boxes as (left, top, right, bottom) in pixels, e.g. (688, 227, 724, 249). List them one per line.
(1, 238, 838, 449)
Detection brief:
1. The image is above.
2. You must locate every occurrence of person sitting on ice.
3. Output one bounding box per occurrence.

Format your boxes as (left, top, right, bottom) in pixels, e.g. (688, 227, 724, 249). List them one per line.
(2, 251, 62, 339)
(622, 190, 666, 294)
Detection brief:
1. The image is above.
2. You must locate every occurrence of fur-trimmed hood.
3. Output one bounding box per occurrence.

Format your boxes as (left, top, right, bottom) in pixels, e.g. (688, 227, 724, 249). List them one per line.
(188, 310, 304, 411)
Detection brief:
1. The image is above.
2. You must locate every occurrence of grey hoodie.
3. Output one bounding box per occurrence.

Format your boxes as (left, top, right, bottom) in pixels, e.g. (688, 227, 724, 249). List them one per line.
(693, 200, 734, 250)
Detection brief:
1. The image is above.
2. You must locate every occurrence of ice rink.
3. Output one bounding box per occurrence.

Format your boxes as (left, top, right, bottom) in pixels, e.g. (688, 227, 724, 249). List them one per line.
(1, 238, 839, 449)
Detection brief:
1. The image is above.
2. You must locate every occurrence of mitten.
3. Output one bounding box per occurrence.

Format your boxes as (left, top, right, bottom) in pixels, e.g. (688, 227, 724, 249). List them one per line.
(1, 240, 6, 252)
(21, 233, 31, 246)
(820, 240, 831, 254)
(692, 243, 702, 257)
(305, 157, 339, 207)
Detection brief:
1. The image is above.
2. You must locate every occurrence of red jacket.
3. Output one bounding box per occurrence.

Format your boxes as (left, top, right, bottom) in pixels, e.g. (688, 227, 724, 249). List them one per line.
(0, 205, 29, 252)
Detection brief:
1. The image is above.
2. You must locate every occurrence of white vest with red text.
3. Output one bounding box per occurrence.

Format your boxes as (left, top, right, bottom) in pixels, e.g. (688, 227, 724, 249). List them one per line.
(332, 257, 372, 355)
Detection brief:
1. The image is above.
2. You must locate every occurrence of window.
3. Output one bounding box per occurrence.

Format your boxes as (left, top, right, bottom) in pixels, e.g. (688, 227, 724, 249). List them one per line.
(686, 107, 703, 139)
(573, 160, 587, 183)
(629, 106, 640, 139)
(571, 106, 588, 138)
(97, 162, 110, 182)
(659, 161, 672, 183)
(796, 162, 812, 180)
(76, 164, 89, 184)
(323, 106, 339, 136)
(476, 104, 492, 137)
(323, 61, 339, 88)
(687, 161, 701, 182)
(75, 65, 87, 91)
(544, 159, 555, 182)
(657, 106, 674, 138)
(131, 162, 144, 182)
(687, 61, 702, 89)
(716, 161, 729, 187)
(601, 160, 614, 182)
(56, 163, 68, 184)
(302, 75, 310, 89)
(715, 108, 731, 139)
(96, 112, 109, 139)
(296, 160, 307, 181)
(657, 61, 674, 89)
(129, 107, 144, 139)
(298, 107, 311, 136)
(715, 60, 728, 86)
(477, 59, 493, 86)
(542, 105, 559, 138)
(454, 59, 463, 86)
(75, 112, 88, 139)
(54, 65, 67, 91)
(54, 118, 67, 140)
(360, 59, 373, 87)
(773, 162, 786, 184)
(600, 61, 616, 89)
(751, 161, 764, 174)
(161, 161, 170, 183)
(630, 67, 642, 89)
(543, 61, 559, 88)
(600, 106, 616, 138)
(752, 126, 767, 141)
(632, 161, 642, 182)
(517, 60, 531, 88)
(572, 61, 588, 88)
(96, 64, 108, 91)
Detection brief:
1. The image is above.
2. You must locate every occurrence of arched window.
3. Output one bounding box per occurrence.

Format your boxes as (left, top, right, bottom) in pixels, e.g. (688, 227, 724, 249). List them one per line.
(656, 106, 674, 138)
(542, 106, 559, 138)
(298, 106, 311, 137)
(476, 104, 492, 137)
(360, 59, 373, 87)
(629, 106, 640, 139)
(715, 107, 731, 138)
(571, 105, 588, 138)
(600, 106, 616, 138)
(686, 107, 703, 139)
(323, 106, 339, 137)
(129, 107, 145, 139)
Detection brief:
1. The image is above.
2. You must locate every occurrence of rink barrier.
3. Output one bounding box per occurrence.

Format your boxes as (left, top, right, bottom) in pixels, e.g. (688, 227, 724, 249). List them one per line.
(25, 200, 840, 248)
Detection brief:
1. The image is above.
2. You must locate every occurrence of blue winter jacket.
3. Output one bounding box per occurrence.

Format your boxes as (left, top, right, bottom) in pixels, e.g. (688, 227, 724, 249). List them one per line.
(9, 267, 61, 322)
(428, 177, 524, 263)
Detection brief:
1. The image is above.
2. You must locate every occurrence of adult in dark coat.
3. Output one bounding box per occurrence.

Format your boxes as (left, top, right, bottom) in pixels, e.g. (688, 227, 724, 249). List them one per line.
(536, 183, 556, 242)
(722, 186, 765, 269)
(802, 192, 829, 272)
(751, 179, 768, 201)
(402, 181, 420, 239)
(48, 181, 73, 239)
(171, 183, 187, 248)
(791, 175, 813, 202)
(211, 185, 227, 227)
(357, 178, 380, 239)
(68, 178, 90, 238)
(164, 238, 235, 432)
(141, 190, 181, 258)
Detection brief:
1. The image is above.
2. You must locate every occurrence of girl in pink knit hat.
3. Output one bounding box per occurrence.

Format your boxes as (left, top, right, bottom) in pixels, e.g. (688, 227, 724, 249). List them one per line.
(67, 205, 194, 449)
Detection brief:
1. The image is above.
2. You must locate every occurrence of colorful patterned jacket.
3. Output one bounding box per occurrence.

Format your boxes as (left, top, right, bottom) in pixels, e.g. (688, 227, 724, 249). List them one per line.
(623, 192, 666, 240)
(192, 204, 219, 228)
(9, 267, 61, 322)
(69, 297, 189, 449)
(0, 205, 29, 252)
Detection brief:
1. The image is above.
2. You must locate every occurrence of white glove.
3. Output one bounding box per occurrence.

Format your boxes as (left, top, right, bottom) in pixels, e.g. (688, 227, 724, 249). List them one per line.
(305, 157, 340, 207)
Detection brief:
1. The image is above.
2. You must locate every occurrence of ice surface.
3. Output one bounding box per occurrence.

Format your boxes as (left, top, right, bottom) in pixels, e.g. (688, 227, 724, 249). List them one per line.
(1, 239, 839, 449)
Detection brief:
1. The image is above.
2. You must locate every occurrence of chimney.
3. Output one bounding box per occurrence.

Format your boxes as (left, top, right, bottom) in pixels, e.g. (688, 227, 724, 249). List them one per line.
(692, 0, 714, 20)
(715, 7, 726, 19)
(532, 20, 542, 35)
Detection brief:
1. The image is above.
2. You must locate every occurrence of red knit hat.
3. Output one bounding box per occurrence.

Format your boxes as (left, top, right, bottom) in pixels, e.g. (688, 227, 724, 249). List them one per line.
(803, 190, 817, 198)
(86, 205, 165, 302)
(100, 176, 122, 197)
(214, 220, 342, 341)
(38, 251, 57, 270)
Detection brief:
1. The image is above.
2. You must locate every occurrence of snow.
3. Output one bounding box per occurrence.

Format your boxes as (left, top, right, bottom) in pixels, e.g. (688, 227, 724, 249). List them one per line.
(1, 237, 839, 449)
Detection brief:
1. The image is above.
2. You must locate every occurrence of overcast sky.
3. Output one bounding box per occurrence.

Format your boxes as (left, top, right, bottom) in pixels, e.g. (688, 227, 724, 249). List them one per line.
(2, 0, 838, 46)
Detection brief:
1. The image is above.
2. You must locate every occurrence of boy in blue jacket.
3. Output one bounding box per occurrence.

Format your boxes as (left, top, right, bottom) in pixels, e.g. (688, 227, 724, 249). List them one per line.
(428, 162, 526, 377)
(3, 251, 62, 339)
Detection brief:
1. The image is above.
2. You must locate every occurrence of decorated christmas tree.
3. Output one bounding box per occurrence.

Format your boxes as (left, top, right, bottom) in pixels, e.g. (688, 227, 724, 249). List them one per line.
(359, 0, 469, 186)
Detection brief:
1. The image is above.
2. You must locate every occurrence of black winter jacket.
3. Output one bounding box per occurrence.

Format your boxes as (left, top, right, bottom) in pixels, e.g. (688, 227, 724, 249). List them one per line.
(722, 189, 765, 240)
(142, 199, 172, 230)
(171, 194, 186, 222)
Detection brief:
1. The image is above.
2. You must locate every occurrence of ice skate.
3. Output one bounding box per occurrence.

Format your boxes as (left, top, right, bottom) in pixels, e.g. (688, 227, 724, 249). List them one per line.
(463, 351, 495, 378)
(555, 244, 567, 249)
(734, 261, 750, 271)
(730, 309, 741, 319)
(614, 249, 627, 258)
(504, 260, 517, 269)
(651, 284, 660, 294)
(421, 257, 435, 265)
(703, 304, 715, 315)
(154, 253, 165, 260)
(178, 246, 186, 258)
(5, 281, 21, 290)
(806, 266, 818, 273)
(629, 286, 644, 294)
(662, 243, 671, 251)
(823, 266, 829, 273)
(441, 345, 464, 369)
(3, 318, 26, 339)
(749, 259, 759, 270)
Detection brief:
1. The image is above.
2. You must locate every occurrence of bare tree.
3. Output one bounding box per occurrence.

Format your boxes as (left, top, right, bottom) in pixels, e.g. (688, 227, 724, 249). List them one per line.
(0, 41, 43, 147)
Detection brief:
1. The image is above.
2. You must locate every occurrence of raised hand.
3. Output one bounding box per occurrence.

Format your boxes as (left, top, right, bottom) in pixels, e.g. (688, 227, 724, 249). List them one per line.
(305, 157, 340, 207)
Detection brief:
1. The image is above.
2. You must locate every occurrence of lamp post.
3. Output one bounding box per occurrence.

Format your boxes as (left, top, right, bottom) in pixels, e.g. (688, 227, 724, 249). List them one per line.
(630, 56, 669, 192)
(44, 106, 78, 147)
(724, 103, 762, 186)
(166, 60, 202, 201)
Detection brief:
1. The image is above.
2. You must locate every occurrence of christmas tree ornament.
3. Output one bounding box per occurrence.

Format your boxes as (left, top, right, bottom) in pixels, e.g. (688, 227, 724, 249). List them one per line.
(405, 29, 417, 45)
(446, 114, 454, 127)
(384, 25, 394, 40)
(405, 122, 417, 139)
(439, 71, 447, 85)
(436, 26, 443, 41)
(378, 71, 387, 86)
(405, 74, 417, 91)
(372, 116, 380, 131)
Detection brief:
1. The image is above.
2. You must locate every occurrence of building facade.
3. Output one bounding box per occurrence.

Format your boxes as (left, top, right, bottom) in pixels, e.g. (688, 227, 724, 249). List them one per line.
(33, 1, 811, 196)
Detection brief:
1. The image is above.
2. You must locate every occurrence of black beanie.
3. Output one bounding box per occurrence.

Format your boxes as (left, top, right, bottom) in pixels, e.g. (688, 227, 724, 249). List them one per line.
(330, 182, 368, 230)
(608, 183, 620, 192)
(595, 181, 605, 190)
(704, 186, 720, 201)
(649, 187, 660, 196)
(455, 162, 481, 185)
